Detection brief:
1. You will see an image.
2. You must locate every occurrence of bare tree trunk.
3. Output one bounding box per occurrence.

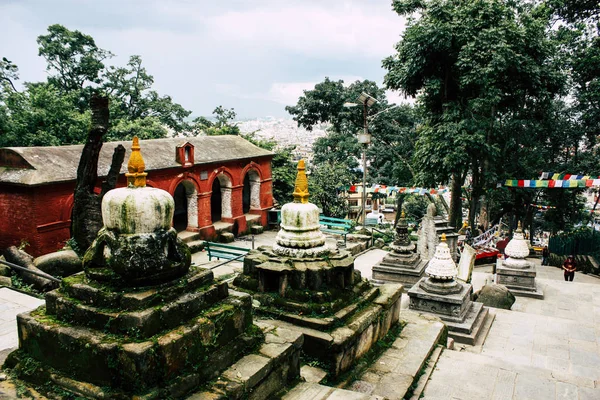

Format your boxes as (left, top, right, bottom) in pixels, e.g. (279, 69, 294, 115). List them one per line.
(449, 172, 463, 229)
(71, 95, 124, 253)
(3, 246, 57, 291)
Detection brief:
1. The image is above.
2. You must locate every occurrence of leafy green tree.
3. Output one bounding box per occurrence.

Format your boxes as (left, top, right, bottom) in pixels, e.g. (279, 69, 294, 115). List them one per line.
(1, 24, 191, 146)
(102, 55, 191, 133)
(0, 57, 19, 92)
(287, 78, 418, 187)
(37, 24, 112, 93)
(188, 106, 240, 136)
(384, 0, 567, 229)
(309, 162, 354, 218)
(0, 82, 89, 147)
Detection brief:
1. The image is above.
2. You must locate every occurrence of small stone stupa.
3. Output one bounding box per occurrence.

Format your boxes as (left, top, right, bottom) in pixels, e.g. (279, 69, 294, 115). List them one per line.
(496, 222, 543, 298)
(3, 138, 302, 399)
(234, 160, 403, 378)
(408, 234, 493, 345)
(372, 211, 427, 287)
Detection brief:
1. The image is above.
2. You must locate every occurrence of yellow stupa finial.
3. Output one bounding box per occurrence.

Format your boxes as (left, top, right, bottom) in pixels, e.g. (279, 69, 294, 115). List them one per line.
(292, 160, 309, 203)
(126, 136, 147, 187)
(401, 210, 406, 218)
(441, 233, 447, 242)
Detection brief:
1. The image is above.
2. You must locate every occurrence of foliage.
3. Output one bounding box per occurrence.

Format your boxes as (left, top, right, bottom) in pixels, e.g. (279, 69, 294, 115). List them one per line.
(189, 106, 240, 136)
(309, 162, 354, 218)
(384, 0, 572, 229)
(1, 24, 190, 147)
(37, 24, 112, 93)
(102, 55, 191, 133)
(287, 78, 419, 186)
(402, 195, 429, 221)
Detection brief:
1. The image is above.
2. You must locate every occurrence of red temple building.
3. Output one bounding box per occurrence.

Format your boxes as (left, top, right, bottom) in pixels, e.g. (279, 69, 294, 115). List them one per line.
(0, 136, 274, 257)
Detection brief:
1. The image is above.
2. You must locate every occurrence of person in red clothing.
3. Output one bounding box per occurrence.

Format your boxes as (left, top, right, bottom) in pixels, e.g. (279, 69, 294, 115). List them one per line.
(563, 255, 576, 282)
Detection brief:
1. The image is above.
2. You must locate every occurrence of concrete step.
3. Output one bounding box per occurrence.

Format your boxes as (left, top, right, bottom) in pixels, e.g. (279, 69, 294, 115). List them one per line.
(408, 345, 444, 400)
(346, 310, 446, 400)
(449, 305, 494, 346)
(282, 382, 384, 400)
(177, 231, 201, 244)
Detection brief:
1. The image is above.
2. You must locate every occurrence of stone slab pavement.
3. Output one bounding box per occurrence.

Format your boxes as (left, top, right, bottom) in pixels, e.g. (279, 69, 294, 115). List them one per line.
(0, 288, 44, 354)
(421, 260, 600, 400)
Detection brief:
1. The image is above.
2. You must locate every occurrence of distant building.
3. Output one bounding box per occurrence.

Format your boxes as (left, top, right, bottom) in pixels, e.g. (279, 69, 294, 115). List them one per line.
(0, 136, 274, 256)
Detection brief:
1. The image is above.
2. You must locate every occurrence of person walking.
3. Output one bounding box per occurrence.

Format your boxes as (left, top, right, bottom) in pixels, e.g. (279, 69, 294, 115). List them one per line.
(563, 255, 576, 282)
(542, 246, 550, 266)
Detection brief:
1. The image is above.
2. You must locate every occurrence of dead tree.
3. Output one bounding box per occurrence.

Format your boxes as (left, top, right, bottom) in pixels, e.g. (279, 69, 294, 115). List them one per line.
(71, 95, 125, 253)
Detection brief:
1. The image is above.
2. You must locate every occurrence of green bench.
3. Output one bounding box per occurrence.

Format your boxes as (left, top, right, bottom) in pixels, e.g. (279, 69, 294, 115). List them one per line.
(319, 216, 354, 243)
(206, 242, 250, 262)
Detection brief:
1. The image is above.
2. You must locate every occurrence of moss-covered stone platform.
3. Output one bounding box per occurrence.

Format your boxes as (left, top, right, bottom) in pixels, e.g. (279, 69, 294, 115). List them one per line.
(2, 267, 302, 399)
(233, 246, 404, 378)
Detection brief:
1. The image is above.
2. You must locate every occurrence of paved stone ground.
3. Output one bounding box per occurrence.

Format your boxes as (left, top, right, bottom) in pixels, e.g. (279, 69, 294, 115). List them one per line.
(421, 259, 600, 400)
(0, 288, 43, 352)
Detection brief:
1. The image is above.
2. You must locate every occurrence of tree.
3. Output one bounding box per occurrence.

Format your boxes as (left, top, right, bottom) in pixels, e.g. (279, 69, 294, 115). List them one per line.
(189, 106, 240, 136)
(1, 25, 191, 147)
(102, 55, 191, 134)
(37, 24, 112, 93)
(384, 0, 567, 229)
(0, 57, 19, 92)
(287, 78, 418, 188)
(310, 162, 354, 218)
(71, 95, 125, 253)
(0, 82, 90, 147)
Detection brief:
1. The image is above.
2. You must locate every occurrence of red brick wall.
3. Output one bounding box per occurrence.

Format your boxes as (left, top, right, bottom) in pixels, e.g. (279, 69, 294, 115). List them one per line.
(0, 156, 273, 257)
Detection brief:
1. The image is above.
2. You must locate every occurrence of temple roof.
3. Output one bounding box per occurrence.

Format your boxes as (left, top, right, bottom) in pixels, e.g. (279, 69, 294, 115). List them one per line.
(0, 135, 273, 186)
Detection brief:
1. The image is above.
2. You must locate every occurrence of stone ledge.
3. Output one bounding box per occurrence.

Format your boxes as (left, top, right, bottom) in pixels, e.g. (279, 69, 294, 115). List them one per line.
(47, 281, 230, 338)
(13, 295, 254, 391)
(193, 325, 303, 400)
(347, 310, 446, 400)
(60, 267, 214, 310)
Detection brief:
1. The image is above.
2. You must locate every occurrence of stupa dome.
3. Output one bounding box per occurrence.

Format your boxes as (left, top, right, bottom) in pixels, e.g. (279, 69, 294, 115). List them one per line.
(425, 234, 457, 281)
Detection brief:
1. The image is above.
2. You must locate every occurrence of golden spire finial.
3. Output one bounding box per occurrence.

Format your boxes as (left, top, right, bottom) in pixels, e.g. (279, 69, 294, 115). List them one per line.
(126, 136, 147, 187)
(401, 210, 406, 218)
(441, 233, 447, 242)
(292, 160, 309, 204)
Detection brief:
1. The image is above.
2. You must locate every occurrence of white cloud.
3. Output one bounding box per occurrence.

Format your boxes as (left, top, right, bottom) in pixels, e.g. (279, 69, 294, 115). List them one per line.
(205, 4, 405, 59)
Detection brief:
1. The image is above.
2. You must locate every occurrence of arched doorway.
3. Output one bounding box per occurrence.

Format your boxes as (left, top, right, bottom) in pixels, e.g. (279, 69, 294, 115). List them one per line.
(242, 170, 261, 214)
(173, 180, 198, 231)
(211, 173, 232, 223)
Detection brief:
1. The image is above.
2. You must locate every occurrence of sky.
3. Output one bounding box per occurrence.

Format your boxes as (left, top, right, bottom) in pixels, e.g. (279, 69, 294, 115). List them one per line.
(0, 0, 409, 119)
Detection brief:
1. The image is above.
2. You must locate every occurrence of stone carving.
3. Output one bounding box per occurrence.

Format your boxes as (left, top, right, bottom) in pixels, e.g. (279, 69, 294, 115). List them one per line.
(83, 137, 190, 286)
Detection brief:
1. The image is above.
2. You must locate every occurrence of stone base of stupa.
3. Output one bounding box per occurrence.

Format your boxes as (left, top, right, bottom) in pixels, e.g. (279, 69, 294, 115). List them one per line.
(372, 251, 427, 288)
(496, 264, 544, 299)
(3, 267, 302, 399)
(408, 277, 493, 345)
(233, 246, 404, 378)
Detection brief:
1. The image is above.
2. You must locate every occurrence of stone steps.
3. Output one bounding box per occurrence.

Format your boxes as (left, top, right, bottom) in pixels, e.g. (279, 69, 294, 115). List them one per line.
(447, 304, 494, 345)
(178, 231, 201, 244)
(407, 344, 444, 400)
(187, 324, 304, 400)
(345, 310, 447, 400)
(282, 382, 384, 400)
